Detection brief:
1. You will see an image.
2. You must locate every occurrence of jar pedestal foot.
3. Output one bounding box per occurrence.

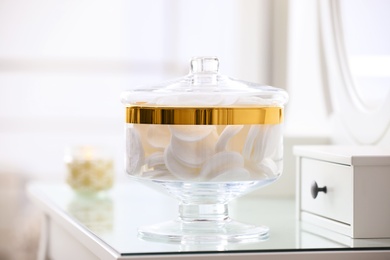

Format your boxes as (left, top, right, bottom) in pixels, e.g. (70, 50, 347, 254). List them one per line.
(138, 203, 269, 243)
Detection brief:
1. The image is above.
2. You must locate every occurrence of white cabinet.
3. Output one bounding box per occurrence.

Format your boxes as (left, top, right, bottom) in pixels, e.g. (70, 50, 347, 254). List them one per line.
(295, 145, 390, 238)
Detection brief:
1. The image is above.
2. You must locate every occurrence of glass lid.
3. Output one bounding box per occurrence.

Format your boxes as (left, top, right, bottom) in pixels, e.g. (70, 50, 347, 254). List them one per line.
(121, 57, 288, 107)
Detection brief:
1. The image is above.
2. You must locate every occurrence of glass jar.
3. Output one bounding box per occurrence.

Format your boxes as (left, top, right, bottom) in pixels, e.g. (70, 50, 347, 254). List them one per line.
(121, 57, 288, 243)
(64, 146, 114, 194)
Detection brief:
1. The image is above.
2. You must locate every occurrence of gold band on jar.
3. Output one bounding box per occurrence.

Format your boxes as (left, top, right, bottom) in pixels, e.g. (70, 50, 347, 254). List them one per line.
(126, 106, 283, 125)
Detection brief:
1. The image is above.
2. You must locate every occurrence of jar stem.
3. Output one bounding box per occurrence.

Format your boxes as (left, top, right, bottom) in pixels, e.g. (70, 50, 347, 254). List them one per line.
(179, 203, 229, 222)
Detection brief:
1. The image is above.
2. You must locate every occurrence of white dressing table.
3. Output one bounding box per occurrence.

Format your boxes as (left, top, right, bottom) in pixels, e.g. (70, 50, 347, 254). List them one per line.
(27, 182, 390, 260)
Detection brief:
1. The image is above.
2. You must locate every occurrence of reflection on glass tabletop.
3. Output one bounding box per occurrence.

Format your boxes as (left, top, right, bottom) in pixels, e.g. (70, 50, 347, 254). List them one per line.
(27, 182, 390, 256)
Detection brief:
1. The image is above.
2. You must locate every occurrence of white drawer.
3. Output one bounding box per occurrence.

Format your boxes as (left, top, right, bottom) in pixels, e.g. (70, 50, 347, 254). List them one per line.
(300, 158, 353, 225)
(295, 145, 390, 238)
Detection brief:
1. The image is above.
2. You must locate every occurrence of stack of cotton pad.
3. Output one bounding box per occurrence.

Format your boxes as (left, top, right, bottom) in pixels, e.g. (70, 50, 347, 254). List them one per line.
(126, 123, 282, 182)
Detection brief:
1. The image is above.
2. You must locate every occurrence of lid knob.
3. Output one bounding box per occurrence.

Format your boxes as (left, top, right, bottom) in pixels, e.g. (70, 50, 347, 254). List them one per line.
(190, 57, 219, 74)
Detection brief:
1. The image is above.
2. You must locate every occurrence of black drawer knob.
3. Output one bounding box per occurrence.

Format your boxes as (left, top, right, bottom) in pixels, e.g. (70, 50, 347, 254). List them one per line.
(311, 181, 327, 199)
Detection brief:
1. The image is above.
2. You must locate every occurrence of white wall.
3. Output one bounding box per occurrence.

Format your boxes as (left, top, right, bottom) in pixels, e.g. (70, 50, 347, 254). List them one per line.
(0, 0, 279, 183)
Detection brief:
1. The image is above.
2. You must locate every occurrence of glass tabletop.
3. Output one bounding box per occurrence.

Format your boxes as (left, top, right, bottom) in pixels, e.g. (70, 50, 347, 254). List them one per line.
(28, 182, 390, 256)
